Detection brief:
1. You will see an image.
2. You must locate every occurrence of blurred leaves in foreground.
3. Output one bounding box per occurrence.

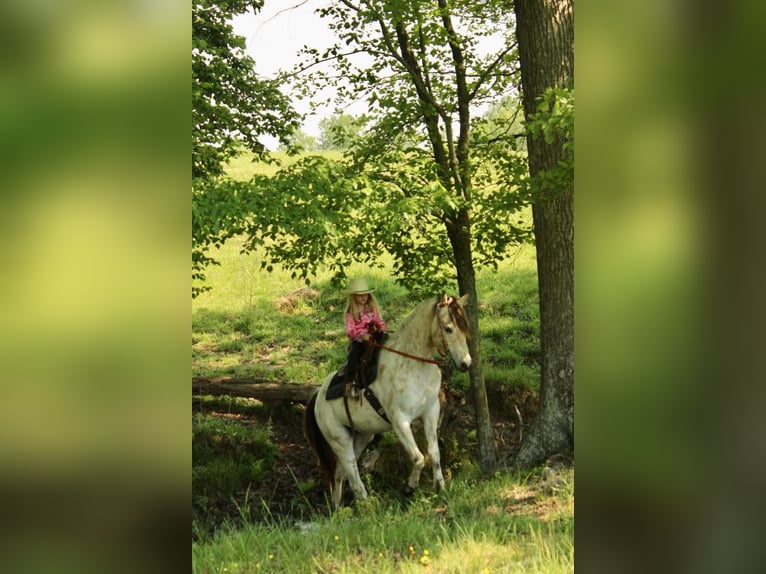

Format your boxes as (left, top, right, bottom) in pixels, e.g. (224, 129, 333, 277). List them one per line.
(0, 2, 188, 573)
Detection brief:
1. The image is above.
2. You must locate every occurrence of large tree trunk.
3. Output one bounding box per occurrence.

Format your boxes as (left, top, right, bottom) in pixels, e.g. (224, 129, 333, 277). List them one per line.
(512, 0, 574, 468)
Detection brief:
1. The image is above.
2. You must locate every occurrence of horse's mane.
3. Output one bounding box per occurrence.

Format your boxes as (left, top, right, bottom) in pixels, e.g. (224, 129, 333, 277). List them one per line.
(449, 298, 469, 335)
(394, 297, 438, 332)
(393, 295, 469, 336)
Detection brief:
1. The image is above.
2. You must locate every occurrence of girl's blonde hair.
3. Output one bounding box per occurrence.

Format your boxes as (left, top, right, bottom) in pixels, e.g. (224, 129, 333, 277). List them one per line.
(345, 292, 381, 319)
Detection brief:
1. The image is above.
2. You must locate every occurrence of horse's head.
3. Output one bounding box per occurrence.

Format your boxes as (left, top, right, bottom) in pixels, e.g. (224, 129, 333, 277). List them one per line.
(434, 293, 472, 372)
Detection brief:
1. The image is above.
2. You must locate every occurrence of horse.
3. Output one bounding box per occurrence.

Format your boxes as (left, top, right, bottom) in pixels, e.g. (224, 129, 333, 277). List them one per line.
(303, 293, 472, 509)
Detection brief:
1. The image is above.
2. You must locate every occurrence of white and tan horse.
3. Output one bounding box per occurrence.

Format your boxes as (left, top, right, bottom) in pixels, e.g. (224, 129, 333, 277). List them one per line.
(303, 294, 472, 509)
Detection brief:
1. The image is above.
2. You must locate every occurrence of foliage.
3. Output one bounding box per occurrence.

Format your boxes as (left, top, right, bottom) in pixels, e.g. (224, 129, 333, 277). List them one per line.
(227, 0, 531, 295)
(192, 0, 300, 296)
(192, 0, 298, 179)
(318, 113, 366, 150)
(279, 128, 318, 153)
(209, 151, 527, 294)
(475, 87, 574, 214)
(475, 95, 528, 148)
(525, 87, 574, 200)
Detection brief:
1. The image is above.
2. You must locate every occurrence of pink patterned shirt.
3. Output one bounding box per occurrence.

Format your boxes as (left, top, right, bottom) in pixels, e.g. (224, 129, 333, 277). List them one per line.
(345, 308, 388, 342)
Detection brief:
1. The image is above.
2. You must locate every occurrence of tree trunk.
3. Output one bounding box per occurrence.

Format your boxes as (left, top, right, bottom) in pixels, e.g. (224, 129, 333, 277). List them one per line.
(447, 210, 498, 474)
(512, 0, 574, 468)
(391, 11, 498, 475)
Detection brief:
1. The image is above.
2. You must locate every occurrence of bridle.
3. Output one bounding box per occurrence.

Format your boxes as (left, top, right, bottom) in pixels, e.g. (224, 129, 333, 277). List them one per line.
(368, 296, 462, 368)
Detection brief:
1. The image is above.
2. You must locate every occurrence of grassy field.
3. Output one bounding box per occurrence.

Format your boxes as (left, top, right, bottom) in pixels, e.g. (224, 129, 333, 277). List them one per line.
(192, 235, 538, 387)
(192, 469, 573, 574)
(192, 152, 572, 572)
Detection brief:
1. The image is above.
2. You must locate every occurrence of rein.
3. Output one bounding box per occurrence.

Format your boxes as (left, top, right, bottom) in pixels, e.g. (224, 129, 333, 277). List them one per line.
(368, 341, 444, 365)
(368, 297, 459, 367)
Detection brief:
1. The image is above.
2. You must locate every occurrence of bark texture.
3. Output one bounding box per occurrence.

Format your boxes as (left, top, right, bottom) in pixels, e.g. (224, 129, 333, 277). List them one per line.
(512, 0, 574, 468)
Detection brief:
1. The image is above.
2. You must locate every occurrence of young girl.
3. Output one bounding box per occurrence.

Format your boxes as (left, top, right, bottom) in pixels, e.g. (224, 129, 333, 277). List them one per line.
(343, 277, 388, 386)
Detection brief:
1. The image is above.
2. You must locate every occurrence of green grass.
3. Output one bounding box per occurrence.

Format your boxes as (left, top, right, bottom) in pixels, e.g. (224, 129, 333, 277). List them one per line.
(192, 233, 539, 392)
(225, 150, 345, 181)
(192, 468, 573, 574)
(193, 410, 279, 534)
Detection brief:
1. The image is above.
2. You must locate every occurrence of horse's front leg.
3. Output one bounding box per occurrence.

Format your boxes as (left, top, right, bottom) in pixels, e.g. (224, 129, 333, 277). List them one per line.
(422, 403, 445, 492)
(391, 417, 426, 495)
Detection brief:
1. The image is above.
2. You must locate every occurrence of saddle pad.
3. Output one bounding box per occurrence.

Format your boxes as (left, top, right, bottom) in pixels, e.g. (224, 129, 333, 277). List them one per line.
(325, 369, 347, 400)
(325, 333, 389, 401)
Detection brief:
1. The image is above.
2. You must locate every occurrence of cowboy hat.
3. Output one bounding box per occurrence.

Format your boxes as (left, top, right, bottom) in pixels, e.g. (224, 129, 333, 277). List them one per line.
(344, 277, 375, 294)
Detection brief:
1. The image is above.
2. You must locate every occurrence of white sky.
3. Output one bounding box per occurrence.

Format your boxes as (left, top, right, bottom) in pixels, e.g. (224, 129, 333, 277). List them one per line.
(232, 1, 338, 145)
(232, 1, 507, 149)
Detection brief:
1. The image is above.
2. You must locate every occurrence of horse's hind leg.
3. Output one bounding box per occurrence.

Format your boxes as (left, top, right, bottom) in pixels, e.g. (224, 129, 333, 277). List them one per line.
(353, 433, 376, 459)
(332, 434, 373, 509)
(332, 468, 344, 510)
(329, 436, 369, 508)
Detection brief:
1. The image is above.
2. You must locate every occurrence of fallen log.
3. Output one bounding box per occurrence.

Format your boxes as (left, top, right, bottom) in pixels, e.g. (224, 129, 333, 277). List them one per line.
(192, 376, 317, 403)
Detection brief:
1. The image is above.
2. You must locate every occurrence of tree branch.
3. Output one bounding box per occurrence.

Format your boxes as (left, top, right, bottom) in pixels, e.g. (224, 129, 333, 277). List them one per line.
(437, 0, 471, 199)
(468, 42, 518, 101)
(337, 0, 363, 13)
(285, 48, 380, 79)
(255, 0, 311, 33)
(374, 14, 405, 67)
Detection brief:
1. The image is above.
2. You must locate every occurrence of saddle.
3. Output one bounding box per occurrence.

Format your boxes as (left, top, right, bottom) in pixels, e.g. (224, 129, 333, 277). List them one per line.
(326, 332, 388, 401)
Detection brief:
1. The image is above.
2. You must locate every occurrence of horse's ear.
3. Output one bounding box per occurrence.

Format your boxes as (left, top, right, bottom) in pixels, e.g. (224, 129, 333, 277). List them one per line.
(457, 293, 470, 307)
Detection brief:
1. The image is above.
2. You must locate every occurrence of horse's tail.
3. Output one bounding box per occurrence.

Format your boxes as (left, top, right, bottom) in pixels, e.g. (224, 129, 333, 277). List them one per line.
(303, 390, 336, 491)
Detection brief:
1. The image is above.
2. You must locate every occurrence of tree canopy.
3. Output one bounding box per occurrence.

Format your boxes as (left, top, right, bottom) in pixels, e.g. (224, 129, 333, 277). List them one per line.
(192, 0, 300, 296)
(250, 0, 531, 293)
(317, 113, 366, 150)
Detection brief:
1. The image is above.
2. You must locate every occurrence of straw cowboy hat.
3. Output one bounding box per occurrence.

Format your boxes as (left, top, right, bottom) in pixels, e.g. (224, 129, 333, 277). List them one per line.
(344, 277, 375, 294)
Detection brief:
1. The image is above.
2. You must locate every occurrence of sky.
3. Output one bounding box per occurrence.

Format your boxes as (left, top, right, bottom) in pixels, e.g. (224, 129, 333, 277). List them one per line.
(231, 0, 505, 149)
(232, 1, 339, 145)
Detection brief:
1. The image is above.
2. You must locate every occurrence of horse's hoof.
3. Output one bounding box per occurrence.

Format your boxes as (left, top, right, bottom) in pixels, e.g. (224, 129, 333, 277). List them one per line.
(400, 483, 416, 497)
(435, 480, 446, 493)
